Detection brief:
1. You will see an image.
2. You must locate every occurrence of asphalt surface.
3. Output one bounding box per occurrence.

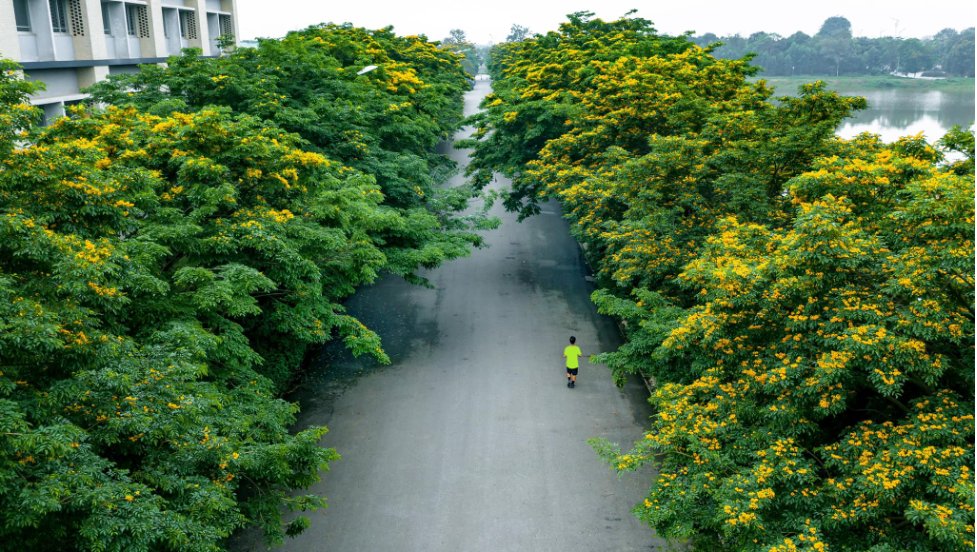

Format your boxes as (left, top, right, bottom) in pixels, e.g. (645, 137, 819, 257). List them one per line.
(230, 76, 665, 552)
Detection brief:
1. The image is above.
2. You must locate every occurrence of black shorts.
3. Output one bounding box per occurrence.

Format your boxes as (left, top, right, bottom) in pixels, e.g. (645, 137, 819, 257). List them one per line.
(566, 368, 578, 376)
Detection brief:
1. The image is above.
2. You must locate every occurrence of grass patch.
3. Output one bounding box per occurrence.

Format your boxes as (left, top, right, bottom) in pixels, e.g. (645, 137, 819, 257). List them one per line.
(751, 75, 976, 94)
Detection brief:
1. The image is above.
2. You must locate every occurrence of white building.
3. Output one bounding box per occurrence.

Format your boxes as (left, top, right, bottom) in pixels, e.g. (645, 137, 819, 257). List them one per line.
(1, 0, 240, 123)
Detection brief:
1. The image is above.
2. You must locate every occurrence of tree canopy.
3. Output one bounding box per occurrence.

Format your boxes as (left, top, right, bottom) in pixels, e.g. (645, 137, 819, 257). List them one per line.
(0, 23, 487, 551)
(86, 24, 498, 389)
(466, 11, 975, 551)
(817, 16, 853, 39)
(506, 24, 532, 42)
(440, 29, 480, 76)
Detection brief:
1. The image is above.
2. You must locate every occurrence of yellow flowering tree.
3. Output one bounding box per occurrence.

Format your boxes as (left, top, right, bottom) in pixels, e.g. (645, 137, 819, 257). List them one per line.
(460, 11, 704, 215)
(85, 23, 499, 388)
(466, 11, 975, 551)
(0, 65, 414, 549)
(593, 138, 974, 551)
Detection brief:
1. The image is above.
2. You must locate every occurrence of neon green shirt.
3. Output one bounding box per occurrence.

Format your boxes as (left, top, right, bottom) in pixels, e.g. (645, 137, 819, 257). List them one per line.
(564, 345, 582, 368)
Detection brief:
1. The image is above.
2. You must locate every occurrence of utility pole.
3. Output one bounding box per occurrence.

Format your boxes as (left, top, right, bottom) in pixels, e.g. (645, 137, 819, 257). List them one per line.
(890, 18, 902, 75)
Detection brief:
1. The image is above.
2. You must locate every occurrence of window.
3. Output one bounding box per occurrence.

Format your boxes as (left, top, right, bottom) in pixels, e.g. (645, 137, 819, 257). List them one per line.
(50, 0, 68, 33)
(122, 3, 149, 38)
(178, 10, 188, 39)
(125, 3, 136, 36)
(218, 14, 233, 38)
(174, 9, 196, 39)
(172, 9, 200, 40)
(101, 4, 111, 35)
(14, 0, 31, 32)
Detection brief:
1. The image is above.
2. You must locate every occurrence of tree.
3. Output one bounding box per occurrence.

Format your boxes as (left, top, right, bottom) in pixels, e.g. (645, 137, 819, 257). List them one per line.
(443, 28, 468, 45)
(440, 28, 479, 76)
(944, 28, 975, 77)
(898, 37, 934, 74)
(506, 24, 531, 42)
(85, 27, 495, 375)
(691, 32, 719, 48)
(931, 27, 959, 69)
(0, 23, 494, 550)
(592, 132, 975, 552)
(86, 28, 489, 391)
(215, 33, 235, 54)
(465, 13, 975, 550)
(1, 76, 364, 551)
(812, 17, 853, 76)
(819, 32, 851, 76)
(817, 16, 853, 39)
(460, 11, 697, 215)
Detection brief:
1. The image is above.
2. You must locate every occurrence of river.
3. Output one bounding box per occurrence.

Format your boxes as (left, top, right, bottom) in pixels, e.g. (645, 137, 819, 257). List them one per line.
(833, 87, 976, 144)
(762, 79, 975, 159)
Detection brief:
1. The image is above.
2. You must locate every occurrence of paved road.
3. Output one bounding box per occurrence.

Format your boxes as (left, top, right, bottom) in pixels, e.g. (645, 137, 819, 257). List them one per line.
(231, 77, 665, 552)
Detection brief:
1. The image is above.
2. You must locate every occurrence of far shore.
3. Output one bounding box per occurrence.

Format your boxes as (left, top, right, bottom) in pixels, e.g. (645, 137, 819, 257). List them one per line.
(750, 75, 976, 93)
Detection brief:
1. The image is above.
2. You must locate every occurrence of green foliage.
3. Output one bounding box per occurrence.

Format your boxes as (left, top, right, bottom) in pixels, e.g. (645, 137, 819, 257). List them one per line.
(468, 11, 976, 552)
(0, 101, 349, 551)
(86, 25, 472, 210)
(592, 141, 975, 551)
(0, 60, 44, 158)
(693, 22, 975, 77)
(898, 38, 934, 75)
(460, 11, 698, 216)
(506, 24, 532, 43)
(817, 16, 853, 39)
(938, 124, 976, 175)
(215, 34, 236, 52)
(85, 24, 498, 384)
(440, 28, 479, 76)
(0, 23, 487, 551)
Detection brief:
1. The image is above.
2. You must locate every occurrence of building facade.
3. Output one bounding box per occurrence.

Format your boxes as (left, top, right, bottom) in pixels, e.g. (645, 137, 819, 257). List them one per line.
(1, 0, 239, 123)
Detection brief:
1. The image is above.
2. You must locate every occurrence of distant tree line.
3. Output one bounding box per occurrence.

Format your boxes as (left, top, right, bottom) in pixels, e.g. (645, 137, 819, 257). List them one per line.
(692, 16, 975, 77)
(442, 29, 480, 76)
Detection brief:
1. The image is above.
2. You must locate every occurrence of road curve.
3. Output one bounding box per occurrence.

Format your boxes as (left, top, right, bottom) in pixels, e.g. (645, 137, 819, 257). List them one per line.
(231, 77, 666, 552)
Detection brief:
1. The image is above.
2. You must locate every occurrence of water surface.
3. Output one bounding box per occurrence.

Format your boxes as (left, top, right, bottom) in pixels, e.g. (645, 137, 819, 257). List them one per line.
(833, 87, 975, 143)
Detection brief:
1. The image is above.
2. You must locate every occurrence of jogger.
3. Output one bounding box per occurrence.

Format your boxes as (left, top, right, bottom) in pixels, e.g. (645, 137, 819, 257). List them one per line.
(564, 336, 582, 388)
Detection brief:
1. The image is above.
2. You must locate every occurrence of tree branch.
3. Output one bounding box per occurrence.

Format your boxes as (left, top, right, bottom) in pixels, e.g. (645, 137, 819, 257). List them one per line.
(251, 291, 289, 299)
(885, 397, 912, 414)
(160, 254, 187, 274)
(801, 446, 827, 469)
(937, 271, 976, 321)
(907, 376, 936, 396)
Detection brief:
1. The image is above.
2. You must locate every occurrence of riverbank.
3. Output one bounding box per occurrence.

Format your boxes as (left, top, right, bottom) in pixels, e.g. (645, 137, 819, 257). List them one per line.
(753, 75, 976, 94)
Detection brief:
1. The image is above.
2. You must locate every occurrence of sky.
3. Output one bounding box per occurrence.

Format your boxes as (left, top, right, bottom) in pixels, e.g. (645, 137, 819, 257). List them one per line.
(236, 0, 976, 43)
